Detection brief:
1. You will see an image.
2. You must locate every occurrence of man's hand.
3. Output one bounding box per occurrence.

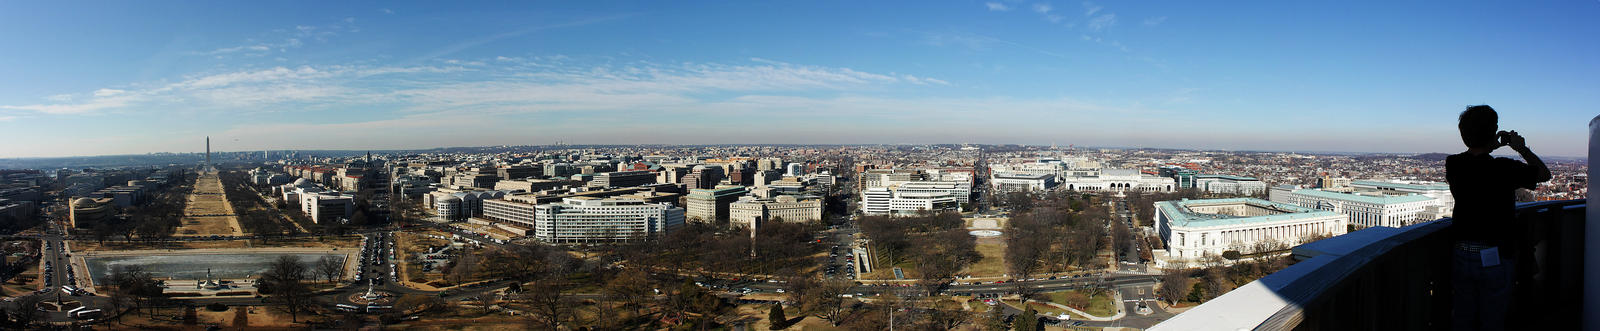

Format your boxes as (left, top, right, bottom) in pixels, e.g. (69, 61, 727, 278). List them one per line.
(1499, 130, 1528, 150)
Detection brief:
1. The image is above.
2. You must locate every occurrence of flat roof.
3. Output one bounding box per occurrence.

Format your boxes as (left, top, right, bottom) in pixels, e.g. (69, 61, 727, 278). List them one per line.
(1196, 174, 1258, 181)
(1158, 198, 1342, 228)
(1292, 188, 1436, 205)
(1350, 180, 1449, 191)
(993, 172, 1052, 179)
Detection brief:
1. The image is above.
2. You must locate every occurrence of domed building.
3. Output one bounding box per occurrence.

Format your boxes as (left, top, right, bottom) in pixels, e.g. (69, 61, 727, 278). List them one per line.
(69, 197, 114, 229)
(276, 177, 326, 202)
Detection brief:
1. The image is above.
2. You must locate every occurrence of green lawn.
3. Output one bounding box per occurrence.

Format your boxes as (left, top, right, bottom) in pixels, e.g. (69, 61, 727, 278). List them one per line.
(860, 260, 919, 280)
(1044, 289, 1118, 317)
(962, 239, 1007, 277)
(1002, 299, 1073, 318)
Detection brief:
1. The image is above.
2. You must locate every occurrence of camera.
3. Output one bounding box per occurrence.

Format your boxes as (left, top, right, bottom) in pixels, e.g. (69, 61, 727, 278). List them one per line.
(1497, 130, 1519, 147)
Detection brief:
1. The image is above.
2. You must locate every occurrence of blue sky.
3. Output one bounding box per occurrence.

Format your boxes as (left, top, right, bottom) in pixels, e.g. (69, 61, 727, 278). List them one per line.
(1, 1, 1596, 158)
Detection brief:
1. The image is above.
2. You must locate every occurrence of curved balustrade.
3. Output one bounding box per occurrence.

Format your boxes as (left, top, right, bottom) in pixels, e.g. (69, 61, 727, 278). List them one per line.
(1154, 200, 1586, 330)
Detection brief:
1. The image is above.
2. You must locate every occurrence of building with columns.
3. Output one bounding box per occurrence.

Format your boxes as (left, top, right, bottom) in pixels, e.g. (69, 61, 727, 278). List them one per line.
(729, 195, 823, 230)
(1283, 188, 1441, 229)
(1060, 169, 1177, 192)
(1156, 198, 1348, 260)
(1194, 174, 1268, 195)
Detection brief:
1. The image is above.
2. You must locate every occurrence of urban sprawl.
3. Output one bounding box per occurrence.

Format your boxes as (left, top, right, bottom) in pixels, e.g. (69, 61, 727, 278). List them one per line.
(0, 143, 1585, 329)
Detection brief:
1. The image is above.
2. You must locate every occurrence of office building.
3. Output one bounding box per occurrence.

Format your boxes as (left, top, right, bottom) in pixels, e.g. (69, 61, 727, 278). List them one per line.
(1283, 188, 1441, 228)
(1349, 180, 1454, 211)
(589, 171, 656, 188)
(860, 183, 963, 216)
(991, 172, 1057, 192)
(1160, 166, 1199, 189)
(1318, 176, 1352, 189)
(1194, 174, 1268, 195)
(729, 195, 823, 230)
(450, 172, 499, 190)
(526, 197, 685, 243)
(1269, 185, 1300, 205)
(427, 189, 517, 221)
(1059, 169, 1177, 192)
(544, 163, 577, 178)
(300, 192, 354, 224)
(685, 185, 748, 223)
(496, 164, 542, 180)
(0, 199, 35, 224)
(679, 165, 725, 190)
(494, 179, 580, 192)
(1156, 198, 1347, 260)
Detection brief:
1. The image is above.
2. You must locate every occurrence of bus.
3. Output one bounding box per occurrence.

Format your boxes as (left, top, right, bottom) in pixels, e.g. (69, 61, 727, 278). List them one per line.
(68, 307, 102, 319)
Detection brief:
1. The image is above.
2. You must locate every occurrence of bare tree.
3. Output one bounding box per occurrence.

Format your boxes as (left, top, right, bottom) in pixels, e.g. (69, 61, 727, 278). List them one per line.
(783, 275, 818, 311)
(262, 255, 312, 322)
(109, 265, 162, 318)
(10, 295, 39, 327)
(604, 268, 655, 318)
(811, 278, 857, 326)
(525, 278, 572, 330)
(448, 247, 478, 285)
(473, 294, 497, 314)
(316, 255, 343, 284)
(921, 299, 973, 330)
(1158, 262, 1192, 305)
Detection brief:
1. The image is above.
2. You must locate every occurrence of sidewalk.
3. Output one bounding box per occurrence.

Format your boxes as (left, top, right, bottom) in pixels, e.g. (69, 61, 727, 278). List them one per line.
(1032, 290, 1125, 322)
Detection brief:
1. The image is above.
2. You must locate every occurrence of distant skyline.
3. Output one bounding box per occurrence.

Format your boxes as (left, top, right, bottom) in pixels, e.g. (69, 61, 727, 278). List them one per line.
(2, 1, 1597, 158)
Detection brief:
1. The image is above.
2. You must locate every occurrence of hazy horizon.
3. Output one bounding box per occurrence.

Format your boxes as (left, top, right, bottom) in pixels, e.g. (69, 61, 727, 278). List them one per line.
(3, 140, 1587, 160)
(2, 2, 1596, 158)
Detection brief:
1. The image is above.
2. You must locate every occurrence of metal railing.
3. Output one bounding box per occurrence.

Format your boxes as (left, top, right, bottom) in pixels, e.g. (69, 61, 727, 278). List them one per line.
(1154, 199, 1586, 330)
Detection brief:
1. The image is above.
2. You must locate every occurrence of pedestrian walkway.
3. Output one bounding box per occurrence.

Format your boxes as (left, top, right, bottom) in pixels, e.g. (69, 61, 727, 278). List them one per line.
(1032, 290, 1126, 322)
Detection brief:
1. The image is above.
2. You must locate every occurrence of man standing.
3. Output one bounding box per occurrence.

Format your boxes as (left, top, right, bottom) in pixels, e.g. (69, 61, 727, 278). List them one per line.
(1445, 105, 1552, 331)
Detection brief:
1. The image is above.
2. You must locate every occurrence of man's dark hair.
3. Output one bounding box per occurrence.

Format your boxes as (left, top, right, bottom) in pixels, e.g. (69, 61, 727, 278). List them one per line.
(1459, 105, 1499, 148)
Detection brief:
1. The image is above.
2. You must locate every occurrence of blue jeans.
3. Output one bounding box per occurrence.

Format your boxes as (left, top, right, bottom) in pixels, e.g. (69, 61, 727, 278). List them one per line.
(1452, 245, 1514, 331)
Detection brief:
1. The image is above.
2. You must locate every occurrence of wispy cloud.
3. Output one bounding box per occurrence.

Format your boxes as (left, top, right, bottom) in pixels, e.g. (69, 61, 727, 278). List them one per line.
(1088, 13, 1117, 31)
(203, 44, 271, 55)
(1166, 87, 1200, 104)
(1143, 16, 1167, 26)
(93, 89, 126, 97)
(192, 18, 356, 58)
(922, 32, 995, 51)
(985, 2, 1011, 11)
(1082, 1, 1103, 16)
(380, 8, 394, 14)
(416, 14, 633, 64)
(0, 64, 466, 115)
(1, 57, 949, 119)
(923, 31, 1070, 59)
(1033, 3, 1063, 22)
(0, 93, 139, 115)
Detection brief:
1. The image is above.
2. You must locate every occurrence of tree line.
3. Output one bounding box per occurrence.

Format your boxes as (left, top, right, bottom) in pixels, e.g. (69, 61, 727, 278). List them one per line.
(857, 211, 980, 296)
(86, 171, 196, 244)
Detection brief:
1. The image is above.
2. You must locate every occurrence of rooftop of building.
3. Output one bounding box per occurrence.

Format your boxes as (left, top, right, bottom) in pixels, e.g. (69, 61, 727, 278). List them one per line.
(1350, 180, 1450, 191)
(1195, 174, 1259, 181)
(992, 172, 1054, 179)
(1291, 188, 1437, 204)
(1157, 198, 1342, 228)
(557, 196, 658, 207)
